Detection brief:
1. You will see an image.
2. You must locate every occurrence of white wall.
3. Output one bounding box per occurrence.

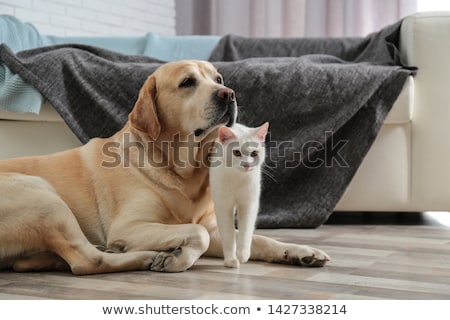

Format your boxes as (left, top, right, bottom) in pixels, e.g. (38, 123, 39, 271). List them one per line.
(417, 0, 450, 11)
(0, 0, 175, 36)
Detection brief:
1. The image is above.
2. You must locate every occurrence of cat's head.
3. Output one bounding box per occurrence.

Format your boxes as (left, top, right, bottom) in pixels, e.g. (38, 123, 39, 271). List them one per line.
(218, 122, 269, 172)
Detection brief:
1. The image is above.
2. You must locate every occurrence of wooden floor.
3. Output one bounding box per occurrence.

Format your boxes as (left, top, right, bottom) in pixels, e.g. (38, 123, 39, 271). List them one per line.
(1, 212, 450, 300)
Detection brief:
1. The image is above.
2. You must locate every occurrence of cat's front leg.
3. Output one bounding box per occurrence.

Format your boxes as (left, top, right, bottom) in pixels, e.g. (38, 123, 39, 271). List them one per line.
(236, 202, 259, 264)
(236, 239, 251, 264)
(215, 204, 240, 268)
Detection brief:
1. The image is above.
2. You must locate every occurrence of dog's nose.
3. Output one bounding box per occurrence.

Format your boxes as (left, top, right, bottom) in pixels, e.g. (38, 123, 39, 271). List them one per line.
(216, 88, 235, 102)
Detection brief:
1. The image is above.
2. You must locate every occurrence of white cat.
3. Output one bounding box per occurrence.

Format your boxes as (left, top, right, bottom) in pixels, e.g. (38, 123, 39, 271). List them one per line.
(209, 122, 269, 268)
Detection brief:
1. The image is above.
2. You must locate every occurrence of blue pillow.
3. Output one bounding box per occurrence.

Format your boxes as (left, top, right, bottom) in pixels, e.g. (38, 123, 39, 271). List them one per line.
(144, 32, 220, 61)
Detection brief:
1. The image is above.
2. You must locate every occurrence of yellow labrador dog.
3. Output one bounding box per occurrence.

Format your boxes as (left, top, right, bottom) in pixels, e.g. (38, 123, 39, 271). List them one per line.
(0, 60, 329, 275)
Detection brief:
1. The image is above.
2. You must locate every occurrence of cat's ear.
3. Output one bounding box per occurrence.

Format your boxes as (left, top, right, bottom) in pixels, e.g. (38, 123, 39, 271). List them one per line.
(218, 127, 236, 144)
(255, 122, 269, 141)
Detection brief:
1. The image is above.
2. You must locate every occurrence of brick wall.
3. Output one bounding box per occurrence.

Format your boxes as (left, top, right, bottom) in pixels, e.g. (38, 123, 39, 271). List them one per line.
(0, 0, 175, 36)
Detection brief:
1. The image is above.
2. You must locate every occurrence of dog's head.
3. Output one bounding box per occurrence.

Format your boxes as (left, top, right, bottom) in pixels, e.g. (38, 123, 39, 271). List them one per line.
(129, 60, 237, 141)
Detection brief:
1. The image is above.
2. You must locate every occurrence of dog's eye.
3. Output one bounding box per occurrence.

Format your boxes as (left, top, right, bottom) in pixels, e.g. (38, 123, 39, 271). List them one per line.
(216, 76, 223, 84)
(233, 150, 242, 157)
(179, 77, 196, 88)
(250, 151, 258, 157)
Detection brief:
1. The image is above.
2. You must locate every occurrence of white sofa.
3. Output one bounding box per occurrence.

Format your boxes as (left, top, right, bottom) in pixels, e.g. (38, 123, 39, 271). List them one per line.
(0, 12, 448, 213)
(338, 12, 450, 212)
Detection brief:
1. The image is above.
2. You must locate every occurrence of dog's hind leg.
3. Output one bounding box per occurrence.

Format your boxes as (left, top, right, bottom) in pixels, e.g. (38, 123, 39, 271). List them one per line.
(0, 174, 157, 275)
(45, 220, 159, 275)
(11, 202, 159, 275)
(12, 251, 70, 272)
(34, 200, 159, 275)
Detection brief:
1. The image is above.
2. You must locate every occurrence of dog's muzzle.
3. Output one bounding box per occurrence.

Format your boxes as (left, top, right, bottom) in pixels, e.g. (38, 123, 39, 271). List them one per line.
(194, 87, 237, 137)
(214, 87, 237, 127)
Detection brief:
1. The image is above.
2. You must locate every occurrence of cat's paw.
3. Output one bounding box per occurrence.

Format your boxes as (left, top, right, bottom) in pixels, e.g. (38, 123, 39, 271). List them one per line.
(224, 257, 240, 268)
(237, 247, 250, 264)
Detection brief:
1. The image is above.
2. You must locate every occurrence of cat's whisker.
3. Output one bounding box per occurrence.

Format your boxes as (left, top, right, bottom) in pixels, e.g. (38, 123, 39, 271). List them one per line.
(235, 105, 247, 122)
(262, 166, 278, 183)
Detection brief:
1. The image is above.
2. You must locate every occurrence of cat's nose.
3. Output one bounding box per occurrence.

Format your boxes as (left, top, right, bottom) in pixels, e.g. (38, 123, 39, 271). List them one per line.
(216, 88, 235, 102)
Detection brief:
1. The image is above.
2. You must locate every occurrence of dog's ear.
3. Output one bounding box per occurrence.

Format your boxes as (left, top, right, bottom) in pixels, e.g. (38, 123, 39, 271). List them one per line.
(129, 75, 161, 140)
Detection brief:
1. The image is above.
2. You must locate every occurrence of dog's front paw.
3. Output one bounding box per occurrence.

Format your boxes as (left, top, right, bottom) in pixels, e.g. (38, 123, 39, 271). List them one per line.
(150, 247, 185, 272)
(283, 246, 330, 267)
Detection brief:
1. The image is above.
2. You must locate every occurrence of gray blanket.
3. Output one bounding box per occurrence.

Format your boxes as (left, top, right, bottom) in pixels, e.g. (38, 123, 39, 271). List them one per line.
(0, 21, 415, 228)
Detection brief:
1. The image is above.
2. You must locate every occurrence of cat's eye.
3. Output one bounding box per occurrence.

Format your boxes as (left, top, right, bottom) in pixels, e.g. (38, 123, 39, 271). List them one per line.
(179, 77, 196, 88)
(216, 76, 223, 84)
(250, 151, 259, 157)
(233, 150, 242, 157)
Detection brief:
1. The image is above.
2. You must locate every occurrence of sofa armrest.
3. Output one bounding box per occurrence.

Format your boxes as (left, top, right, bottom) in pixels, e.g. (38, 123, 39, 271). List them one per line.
(400, 12, 450, 210)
